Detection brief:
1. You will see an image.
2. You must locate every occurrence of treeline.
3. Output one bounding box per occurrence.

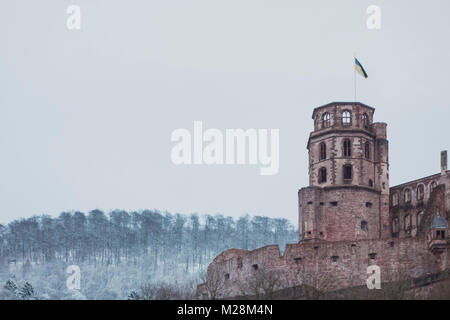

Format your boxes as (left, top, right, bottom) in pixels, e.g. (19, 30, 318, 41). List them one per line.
(0, 210, 298, 275)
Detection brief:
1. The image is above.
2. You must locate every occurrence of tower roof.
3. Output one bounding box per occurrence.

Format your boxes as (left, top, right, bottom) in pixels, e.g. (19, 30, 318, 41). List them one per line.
(431, 212, 448, 229)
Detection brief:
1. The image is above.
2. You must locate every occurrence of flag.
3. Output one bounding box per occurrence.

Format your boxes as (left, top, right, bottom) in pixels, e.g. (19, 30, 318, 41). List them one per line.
(355, 58, 368, 79)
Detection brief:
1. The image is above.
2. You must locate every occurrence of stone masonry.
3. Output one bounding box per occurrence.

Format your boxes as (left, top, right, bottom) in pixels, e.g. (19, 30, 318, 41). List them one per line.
(196, 102, 450, 299)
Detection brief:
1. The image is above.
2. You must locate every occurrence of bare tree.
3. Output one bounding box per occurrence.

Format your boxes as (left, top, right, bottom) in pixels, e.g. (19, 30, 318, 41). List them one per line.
(130, 280, 197, 300)
(294, 265, 338, 300)
(237, 267, 291, 300)
(200, 268, 225, 300)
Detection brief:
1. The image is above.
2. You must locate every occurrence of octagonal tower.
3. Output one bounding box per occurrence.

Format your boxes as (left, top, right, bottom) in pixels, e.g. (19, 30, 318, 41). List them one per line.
(299, 102, 390, 242)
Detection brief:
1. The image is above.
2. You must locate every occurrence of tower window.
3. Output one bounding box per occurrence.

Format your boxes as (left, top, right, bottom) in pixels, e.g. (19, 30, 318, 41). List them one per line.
(342, 110, 351, 125)
(436, 230, 446, 239)
(343, 164, 352, 180)
(361, 220, 368, 231)
(362, 113, 369, 128)
(319, 142, 326, 160)
(322, 113, 330, 128)
(319, 142, 327, 160)
(364, 142, 370, 160)
(369, 253, 377, 260)
(369, 179, 373, 187)
(318, 167, 327, 184)
(343, 139, 352, 157)
(252, 264, 258, 271)
(417, 184, 424, 201)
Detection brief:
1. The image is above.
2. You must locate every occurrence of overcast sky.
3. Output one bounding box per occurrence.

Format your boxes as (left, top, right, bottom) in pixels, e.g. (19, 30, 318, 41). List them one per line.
(0, 0, 449, 224)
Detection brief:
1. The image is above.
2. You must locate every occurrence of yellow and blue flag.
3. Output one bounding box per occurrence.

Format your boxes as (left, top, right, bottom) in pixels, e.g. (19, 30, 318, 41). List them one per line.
(355, 58, 368, 79)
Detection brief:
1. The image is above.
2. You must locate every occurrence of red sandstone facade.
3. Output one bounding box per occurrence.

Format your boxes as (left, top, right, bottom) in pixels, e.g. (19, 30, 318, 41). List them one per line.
(196, 102, 450, 299)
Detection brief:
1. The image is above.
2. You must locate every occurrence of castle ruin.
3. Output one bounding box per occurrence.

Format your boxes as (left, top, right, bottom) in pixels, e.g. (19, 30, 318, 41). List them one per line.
(196, 102, 450, 299)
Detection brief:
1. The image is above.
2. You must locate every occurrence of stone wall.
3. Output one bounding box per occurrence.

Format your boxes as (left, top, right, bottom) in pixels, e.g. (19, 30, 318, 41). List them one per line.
(197, 237, 445, 299)
(298, 186, 383, 242)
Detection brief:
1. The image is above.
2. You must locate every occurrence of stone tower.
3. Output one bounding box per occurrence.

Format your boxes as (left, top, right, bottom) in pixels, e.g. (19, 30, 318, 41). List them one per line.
(298, 102, 390, 242)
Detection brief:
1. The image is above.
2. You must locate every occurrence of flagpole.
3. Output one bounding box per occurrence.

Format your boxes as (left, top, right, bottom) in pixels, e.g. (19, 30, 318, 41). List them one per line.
(353, 52, 356, 102)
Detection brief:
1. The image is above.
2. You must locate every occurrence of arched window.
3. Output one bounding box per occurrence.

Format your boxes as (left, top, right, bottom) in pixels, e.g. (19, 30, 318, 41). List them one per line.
(404, 214, 411, 230)
(369, 179, 373, 187)
(411, 213, 418, 235)
(318, 167, 327, 184)
(322, 113, 330, 128)
(343, 164, 352, 180)
(343, 139, 352, 157)
(392, 192, 399, 206)
(417, 184, 424, 201)
(417, 211, 424, 225)
(404, 189, 411, 203)
(319, 142, 326, 160)
(362, 113, 368, 128)
(342, 110, 351, 125)
(364, 141, 370, 159)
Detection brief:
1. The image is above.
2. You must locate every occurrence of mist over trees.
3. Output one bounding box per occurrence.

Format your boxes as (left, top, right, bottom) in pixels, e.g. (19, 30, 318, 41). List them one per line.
(0, 210, 298, 299)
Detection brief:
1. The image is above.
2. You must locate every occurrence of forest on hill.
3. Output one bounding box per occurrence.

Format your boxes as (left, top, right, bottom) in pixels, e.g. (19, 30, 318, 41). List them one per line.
(0, 210, 298, 299)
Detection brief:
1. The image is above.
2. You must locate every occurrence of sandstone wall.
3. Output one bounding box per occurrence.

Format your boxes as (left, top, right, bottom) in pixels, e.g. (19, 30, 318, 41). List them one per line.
(198, 237, 444, 299)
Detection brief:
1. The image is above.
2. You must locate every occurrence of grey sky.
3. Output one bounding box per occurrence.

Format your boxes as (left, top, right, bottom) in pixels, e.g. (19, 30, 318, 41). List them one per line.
(0, 0, 449, 224)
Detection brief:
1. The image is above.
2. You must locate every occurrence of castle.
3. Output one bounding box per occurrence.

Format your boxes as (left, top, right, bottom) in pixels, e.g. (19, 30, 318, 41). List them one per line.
(196, 102, 450, 299)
